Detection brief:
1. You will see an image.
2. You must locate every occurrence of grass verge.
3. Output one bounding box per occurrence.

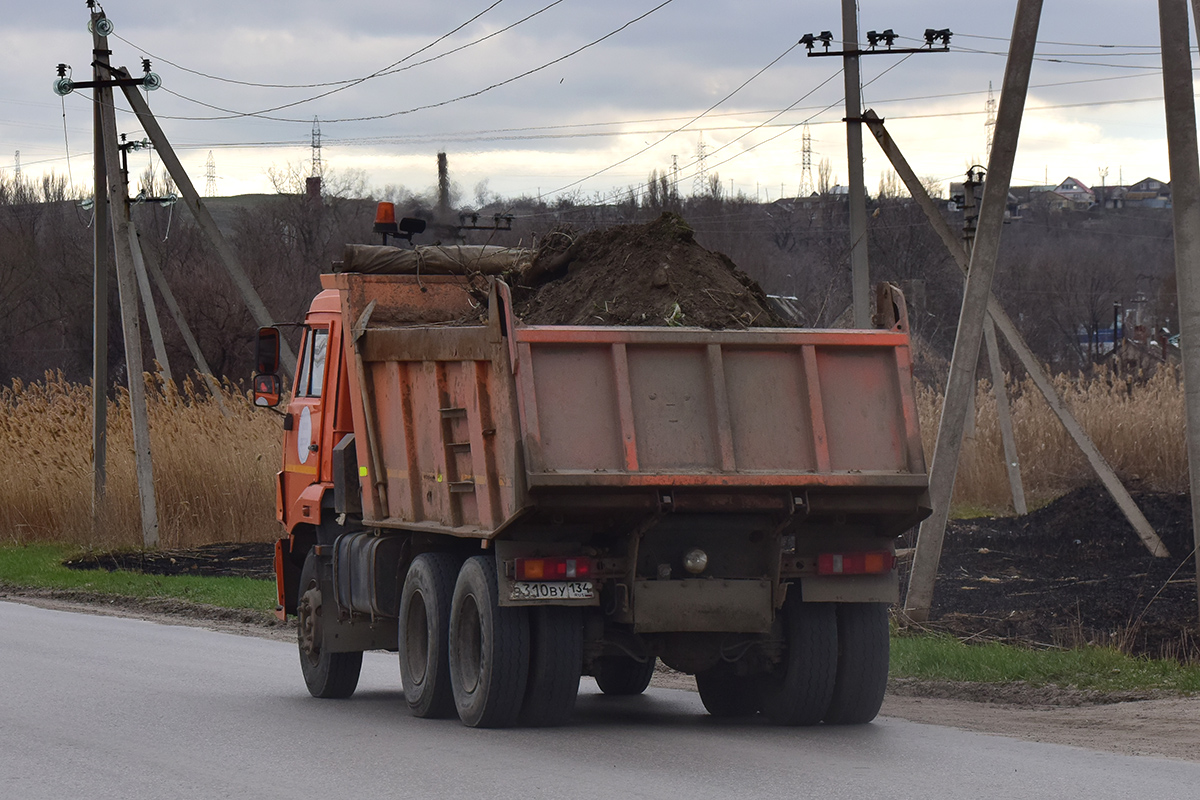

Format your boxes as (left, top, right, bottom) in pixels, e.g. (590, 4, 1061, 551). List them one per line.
(0, 544, 276, 612)
(5, 545, 1199, 696)
(892, 632, 1200, 694)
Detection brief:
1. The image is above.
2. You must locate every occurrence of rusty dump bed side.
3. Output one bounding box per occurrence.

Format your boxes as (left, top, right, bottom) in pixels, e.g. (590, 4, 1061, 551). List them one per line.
(328, 273, 928, 540)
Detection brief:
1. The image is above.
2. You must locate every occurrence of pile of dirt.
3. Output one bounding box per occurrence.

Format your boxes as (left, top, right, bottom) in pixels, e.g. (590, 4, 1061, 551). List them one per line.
(903, 485, 1200, 660)
(512, 213, 791, 329)
(63, 543, 276, 580)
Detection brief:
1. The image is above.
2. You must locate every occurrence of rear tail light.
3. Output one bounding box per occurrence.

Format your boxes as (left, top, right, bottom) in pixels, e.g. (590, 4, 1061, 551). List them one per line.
(514, 557, 593, 581)
(817, 551, 894, 576)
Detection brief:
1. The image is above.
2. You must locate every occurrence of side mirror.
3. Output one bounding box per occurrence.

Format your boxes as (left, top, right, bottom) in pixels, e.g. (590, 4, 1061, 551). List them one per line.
(253, 373, 281, 408)
(256, 327, 280, 375)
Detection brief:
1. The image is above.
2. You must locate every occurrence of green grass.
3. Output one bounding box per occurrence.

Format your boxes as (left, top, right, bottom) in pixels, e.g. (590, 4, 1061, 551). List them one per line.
(0, 544, 277, 612)
(891, 632, 1200, 694)
(5, 544, 1199, 695)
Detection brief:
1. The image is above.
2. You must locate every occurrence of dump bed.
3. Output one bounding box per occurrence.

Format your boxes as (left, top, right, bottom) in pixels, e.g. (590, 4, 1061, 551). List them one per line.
(329, 273, 928, 540)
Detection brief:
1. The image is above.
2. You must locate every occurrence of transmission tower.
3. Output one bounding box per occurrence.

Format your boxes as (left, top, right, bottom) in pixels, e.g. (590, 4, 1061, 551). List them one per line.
(799, 124, 814, 196)
(311, 116, 323, 179)
(13, 150, 20, 179)
(692, 135, 708, 197)
(984, 81, 997, 160)
(670, 154, 681, 200)
(205, 151, 217, 197)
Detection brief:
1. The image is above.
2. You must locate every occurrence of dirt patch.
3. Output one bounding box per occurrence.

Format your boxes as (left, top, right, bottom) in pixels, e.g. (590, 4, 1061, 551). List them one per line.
(63, 542, 277, 580)
(514, 213, 790, 329)
(903, 485, 1200, 660)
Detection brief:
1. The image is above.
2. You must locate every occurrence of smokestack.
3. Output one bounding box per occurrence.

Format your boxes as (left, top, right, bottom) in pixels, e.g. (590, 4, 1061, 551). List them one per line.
(437, 152, 450, 218)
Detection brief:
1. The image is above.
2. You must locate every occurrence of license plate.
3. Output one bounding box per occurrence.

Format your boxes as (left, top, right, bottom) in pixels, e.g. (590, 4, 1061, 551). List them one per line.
(510, 581, 594, 601)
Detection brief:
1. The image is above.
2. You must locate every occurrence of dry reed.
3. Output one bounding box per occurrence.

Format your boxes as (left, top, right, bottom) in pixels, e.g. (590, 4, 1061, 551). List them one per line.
(0, 372, 280, 549)
(0, 367, 1186, 548)
(917, 367, 1187, 513)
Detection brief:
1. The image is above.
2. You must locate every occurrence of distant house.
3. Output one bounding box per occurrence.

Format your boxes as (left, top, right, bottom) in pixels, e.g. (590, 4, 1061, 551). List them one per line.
(1124, 177, 1171, 208)
(1100, 185, 1127, 210)
(1051, 177, 1095, 208)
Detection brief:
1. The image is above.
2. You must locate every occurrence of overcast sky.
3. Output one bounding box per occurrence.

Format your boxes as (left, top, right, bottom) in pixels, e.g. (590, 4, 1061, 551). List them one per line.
(0, 1, 1178, 204)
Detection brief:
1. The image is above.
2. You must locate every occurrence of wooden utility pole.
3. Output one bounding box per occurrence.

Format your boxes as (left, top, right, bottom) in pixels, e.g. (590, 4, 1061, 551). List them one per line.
(841, 0, 871, 327)
(91, 9, 110, 521)
(97, 76, 159, 548)
(864, 109, 1165, 566)
(1163, 0, 1200, 619)
(116, 74, 296, 379)
(905, 0, 1042, 622)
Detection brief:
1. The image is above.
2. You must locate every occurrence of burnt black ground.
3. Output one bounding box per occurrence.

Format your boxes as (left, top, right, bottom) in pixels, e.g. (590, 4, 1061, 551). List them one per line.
(62, 485, 1200, 660)
(903, 486, 1199, 661)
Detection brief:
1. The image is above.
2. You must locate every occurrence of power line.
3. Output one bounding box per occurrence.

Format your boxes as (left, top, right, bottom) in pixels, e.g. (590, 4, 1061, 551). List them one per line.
(110, 0, 566, 92)
(147, 0, 677, 123)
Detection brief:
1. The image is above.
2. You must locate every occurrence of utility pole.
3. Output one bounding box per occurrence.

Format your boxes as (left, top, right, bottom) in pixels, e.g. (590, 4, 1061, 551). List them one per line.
(801, 21, 950, 328)
(905, 0, 1042, 622)
(81, 47, 162, 547)
(119, 136, 172, 382)
(90, 4, 111, 522)
(963, 166, 1026, 515)
(841, 0, 870, 327)
(1165, 0, 1200, 621)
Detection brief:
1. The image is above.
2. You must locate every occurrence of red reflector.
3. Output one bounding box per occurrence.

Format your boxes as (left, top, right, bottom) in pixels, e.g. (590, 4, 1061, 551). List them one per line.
(515, 557, 593, 581)
(817, 551, 894, 576)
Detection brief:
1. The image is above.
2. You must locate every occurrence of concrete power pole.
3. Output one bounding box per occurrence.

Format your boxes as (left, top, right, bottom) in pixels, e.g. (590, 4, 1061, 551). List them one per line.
(91, 8, 111, 521)
(905, 0, 1044, 622)
(1165, 0, 1200, 620)
(841, 0, 871, 327)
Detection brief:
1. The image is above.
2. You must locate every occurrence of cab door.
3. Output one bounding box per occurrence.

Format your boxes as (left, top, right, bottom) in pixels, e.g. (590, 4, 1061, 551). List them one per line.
(281, 324, 331, 529)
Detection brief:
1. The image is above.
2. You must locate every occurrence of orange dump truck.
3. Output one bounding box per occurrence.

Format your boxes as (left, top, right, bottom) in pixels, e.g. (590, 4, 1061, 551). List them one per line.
(254, 252, 930, 728)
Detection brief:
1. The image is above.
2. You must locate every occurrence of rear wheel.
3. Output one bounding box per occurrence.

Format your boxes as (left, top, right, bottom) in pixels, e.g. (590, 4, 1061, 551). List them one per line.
(594, 655, 656, 696)
(448, 556, 530, 728)
(696, 668, 760, 718)
(520, 606, 583, 727)
(297, 551, 362, 699)
(760, 596, 837, 726)
(823, 602, 890, 724)
(398, 552, 459, 718)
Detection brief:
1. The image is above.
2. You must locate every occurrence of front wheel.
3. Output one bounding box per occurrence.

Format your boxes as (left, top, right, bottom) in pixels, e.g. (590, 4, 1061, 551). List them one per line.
(297, 550, 362, 699)
(593, 655, 656, 696)
(448, 556, 530, 728)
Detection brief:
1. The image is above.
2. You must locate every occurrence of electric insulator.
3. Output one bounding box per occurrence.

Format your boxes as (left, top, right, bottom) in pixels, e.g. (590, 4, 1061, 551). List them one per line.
(53, 77, 74, 97)
(87, 16, 115, 37)
(142, 72, 162, 91)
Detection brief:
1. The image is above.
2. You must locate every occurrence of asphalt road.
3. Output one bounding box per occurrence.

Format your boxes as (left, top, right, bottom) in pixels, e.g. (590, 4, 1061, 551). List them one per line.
(3, 600, 1199, 800)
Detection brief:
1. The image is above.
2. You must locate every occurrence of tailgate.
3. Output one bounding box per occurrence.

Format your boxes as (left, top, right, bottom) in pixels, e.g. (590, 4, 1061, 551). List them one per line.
(511, 325, 927, 490)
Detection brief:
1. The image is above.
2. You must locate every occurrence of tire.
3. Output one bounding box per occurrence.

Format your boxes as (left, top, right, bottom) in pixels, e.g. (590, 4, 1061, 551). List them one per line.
(398, 552, 460, 718)
(297, 550, 362, 699)
(520, 606, 583, 727)
(696, 668, 761, 718)
(448, 556, 530, 728)
(593, 655, 656, 696)
(760, 596, 837, 726)
(823, 602, 890, 725)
